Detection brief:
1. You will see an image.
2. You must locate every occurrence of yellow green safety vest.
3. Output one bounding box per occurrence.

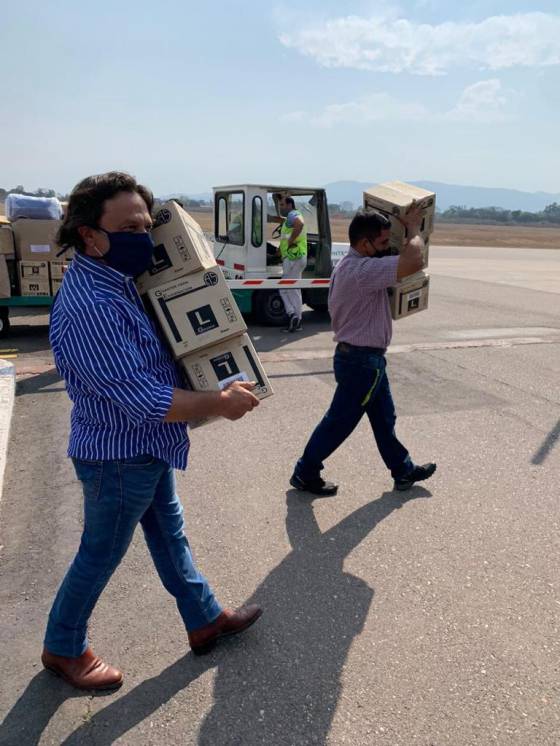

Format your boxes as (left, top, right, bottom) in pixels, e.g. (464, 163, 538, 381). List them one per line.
(279, 210, 307, 260)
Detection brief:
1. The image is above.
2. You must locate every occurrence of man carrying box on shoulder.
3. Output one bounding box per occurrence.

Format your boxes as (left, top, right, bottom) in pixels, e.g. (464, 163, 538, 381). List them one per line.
(42, 171, 262, 692)
(290, 205, 437, 496)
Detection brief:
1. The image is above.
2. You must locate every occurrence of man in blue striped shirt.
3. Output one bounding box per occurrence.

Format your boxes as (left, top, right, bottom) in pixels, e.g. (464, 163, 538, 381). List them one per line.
(42, 172, 262, 692)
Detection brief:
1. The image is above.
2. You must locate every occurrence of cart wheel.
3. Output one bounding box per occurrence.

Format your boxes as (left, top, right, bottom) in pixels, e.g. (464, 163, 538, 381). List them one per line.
(0, 307, 10, 339)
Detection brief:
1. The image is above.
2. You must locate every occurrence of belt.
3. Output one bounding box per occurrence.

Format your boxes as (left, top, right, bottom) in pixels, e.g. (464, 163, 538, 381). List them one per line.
(336, 342, 386, 356)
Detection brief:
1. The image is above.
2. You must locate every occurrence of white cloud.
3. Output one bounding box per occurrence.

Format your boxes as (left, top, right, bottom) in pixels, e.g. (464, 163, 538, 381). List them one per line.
(279, 11, 560, 75)
(286, 92, 429, 127)
(446, 79, 508, 123)
(284, 79, 511, 127)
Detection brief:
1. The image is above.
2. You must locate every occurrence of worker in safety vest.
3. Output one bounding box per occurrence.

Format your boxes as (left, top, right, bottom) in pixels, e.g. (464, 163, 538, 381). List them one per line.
(276, 195, 307, 332)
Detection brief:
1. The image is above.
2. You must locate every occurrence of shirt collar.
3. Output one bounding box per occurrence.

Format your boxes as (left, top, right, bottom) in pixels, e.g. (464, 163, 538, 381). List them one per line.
(348, 246, 362, 258)
(73, 252, 135, 293)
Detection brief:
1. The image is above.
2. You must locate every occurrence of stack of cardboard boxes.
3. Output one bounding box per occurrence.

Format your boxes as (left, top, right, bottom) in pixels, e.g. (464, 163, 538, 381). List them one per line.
(137, 201, 273, 426)
(0, 218, 72, 296)
(0, 220, 15, 298)
(363, 181, 435, 320)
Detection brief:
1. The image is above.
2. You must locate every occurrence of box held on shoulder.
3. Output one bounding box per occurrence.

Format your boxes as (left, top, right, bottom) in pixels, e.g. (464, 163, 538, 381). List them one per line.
(136, 201, 216, 294)
(148, 266, 246, 358)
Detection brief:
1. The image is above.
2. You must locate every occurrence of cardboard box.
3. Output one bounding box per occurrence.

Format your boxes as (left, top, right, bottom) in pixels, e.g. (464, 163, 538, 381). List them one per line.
(388, 271, 430, 320)
(363, 181, 435, 261)
(0, 256, 10, 298)
(18, 260, 51, 296)
(13, 219, 62, 261)
(51, 277, 64, 295)
(5, 259, 17, 296)
(179, 333, 273, 427)
(148, 266, 247, 358)
(0, 225, 15, 257)
(136, 201, 216, 294)
(49, 259, 72, 280)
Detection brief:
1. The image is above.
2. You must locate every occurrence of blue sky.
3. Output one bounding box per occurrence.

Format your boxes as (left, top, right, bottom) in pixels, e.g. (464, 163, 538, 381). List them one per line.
(1, 0, 559, 195)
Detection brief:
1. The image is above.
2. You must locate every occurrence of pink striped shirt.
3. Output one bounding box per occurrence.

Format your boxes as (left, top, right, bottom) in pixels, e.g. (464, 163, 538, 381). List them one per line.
(328, 247, 399, 350)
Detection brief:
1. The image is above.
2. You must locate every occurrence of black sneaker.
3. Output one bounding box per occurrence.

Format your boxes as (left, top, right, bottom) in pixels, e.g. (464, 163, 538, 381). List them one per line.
(290, 473, 338, 496)
(283, 315, 295, 332)
(394, 463, 437, 491)
(293, 318, 303, 332)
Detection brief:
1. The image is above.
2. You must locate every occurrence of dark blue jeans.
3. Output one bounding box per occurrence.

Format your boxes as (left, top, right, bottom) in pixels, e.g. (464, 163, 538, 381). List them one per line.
(295, 344, 413, 481)
(44, 455, 222, 657)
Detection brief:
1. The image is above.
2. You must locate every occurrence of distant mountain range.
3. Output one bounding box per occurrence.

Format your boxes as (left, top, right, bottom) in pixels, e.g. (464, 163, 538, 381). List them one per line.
(162, 181, 560, 213)
(324, 181, 560, 212)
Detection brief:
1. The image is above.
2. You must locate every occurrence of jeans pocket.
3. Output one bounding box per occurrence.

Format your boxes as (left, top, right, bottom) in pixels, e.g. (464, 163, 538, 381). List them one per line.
(73, 460, 104, 502)
(118, 454, 158, 468)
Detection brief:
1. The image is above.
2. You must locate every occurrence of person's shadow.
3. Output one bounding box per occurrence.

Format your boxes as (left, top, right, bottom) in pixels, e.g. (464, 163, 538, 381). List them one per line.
(0, 487, 430, 746)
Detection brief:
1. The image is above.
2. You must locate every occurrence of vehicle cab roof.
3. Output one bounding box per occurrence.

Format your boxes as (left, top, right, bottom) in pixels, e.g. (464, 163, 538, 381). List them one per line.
(213, 184, 326, 195)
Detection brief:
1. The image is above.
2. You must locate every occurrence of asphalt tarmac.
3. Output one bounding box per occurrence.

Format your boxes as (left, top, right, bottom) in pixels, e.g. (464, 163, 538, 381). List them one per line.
(0, 245, 559, 745)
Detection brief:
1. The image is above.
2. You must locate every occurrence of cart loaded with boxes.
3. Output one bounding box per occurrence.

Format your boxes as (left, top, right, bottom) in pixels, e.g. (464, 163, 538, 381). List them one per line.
(0, 194, 71, 337)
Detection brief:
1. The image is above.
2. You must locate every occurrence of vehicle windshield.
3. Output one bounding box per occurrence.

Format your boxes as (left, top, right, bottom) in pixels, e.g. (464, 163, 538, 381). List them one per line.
(266, 193, 318, 237)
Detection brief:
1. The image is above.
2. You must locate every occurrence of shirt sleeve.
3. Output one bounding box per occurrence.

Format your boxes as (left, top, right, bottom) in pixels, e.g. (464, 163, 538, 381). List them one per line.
(60, 303, 173, 425)
(357, 255, 399, 291)
(286, 210, 302, 228)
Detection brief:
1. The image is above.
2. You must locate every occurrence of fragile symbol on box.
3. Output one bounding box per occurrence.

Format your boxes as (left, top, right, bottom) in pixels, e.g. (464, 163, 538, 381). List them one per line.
(187, 305, 219, 335)
(220, 297, 237, 324)
(173, 235, 191, 264)
(192, 363, 209, 388)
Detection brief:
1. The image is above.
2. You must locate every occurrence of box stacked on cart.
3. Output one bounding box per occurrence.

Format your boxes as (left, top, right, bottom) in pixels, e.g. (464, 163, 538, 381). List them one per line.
(363, 181, 435, 320)
(3, 196, 73, 296)
(136, 201, 273, 426)
(0, 219, 15, 299)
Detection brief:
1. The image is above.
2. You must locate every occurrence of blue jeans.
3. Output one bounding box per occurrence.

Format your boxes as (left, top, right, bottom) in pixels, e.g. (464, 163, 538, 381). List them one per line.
(44, 455, 222, 657)
(295, 344, 413, 481)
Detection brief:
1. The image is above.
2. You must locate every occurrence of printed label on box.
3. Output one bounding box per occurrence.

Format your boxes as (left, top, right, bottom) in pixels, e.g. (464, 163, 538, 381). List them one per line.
(210, 351, 245, 387)
(187, 305, 219, 335)
(149, 243, 173, 275)
(406, 289, 421, 311)
(30, 244, 51, 253)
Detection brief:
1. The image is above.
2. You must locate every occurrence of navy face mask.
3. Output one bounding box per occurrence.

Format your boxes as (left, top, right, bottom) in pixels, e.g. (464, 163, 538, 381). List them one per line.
(97, 230, 154, 278)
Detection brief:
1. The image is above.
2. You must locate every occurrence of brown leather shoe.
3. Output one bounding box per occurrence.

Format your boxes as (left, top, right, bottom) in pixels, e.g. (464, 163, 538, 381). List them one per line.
(41, 647, 123, 692)
(188, 605, 263, 655)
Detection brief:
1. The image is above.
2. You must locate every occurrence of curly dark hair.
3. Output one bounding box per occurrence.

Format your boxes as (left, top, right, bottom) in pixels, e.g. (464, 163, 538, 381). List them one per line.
(57, 171, 154, 253)
(348, 208, 391, 246)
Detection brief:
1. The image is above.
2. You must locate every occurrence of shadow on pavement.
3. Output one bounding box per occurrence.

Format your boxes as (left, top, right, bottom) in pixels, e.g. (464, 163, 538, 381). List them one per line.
(0, 486, 431, 745)
(0, 669, 89, 745)
(249, 308, 331, 353)
(531, 419, 560, 465)
(16, 369, 62, 397)
(197, 487, 431, 745)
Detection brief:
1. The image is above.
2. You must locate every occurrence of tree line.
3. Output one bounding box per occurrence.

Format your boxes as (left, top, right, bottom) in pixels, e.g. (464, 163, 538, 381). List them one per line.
(437, 204, 560, 225)
(0, 186, 211, 209)
(3, 187, 560, 225)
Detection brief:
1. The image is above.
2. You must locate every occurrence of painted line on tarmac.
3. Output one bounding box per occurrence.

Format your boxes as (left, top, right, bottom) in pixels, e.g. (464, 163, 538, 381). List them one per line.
(259, 335, 560, 363)
(0, 359, 15, 507)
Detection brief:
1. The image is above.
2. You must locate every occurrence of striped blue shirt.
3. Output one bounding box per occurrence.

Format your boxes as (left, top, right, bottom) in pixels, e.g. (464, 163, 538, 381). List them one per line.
(49, 253, 189, 469)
